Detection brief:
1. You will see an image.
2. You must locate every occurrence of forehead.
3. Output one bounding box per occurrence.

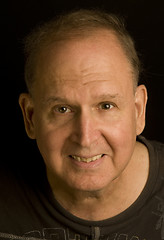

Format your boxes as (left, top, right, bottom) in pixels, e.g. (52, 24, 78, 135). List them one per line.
(34, 30, 133, 96)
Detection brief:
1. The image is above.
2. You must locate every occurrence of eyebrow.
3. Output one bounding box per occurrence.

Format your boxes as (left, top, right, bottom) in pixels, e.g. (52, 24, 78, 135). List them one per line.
(42, 97, 70, 105)
(96, 93, 121, 100)
(43, 93, 122, 105)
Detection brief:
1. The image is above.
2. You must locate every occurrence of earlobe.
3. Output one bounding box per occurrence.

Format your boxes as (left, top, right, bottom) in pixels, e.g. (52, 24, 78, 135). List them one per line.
(135, 85, 148, 135)
(19, 93, 36, 139)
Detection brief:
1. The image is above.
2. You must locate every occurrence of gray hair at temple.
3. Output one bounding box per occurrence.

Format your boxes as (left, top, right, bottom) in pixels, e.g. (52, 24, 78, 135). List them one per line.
(24, 9, 142, 94)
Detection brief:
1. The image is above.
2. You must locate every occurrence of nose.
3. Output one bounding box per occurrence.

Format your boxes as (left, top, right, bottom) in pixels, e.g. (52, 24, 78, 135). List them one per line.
(70, 109, 100, 147)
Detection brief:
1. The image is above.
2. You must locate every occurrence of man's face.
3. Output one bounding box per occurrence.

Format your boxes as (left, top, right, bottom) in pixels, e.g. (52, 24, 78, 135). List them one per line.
(20, 31, 147, 193)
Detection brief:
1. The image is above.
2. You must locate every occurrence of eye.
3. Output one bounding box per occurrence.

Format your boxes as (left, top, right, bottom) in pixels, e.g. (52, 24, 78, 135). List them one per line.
(99, 102, 114, 110)
(54, 105, 72, 114)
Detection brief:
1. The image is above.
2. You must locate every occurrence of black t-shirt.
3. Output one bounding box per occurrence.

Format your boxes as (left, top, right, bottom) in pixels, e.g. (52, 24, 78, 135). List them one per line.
(0, 136, 164, 240)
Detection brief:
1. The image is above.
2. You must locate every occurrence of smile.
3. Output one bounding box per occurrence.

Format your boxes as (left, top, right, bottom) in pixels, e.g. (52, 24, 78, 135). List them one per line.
(70, 154, 103, 163)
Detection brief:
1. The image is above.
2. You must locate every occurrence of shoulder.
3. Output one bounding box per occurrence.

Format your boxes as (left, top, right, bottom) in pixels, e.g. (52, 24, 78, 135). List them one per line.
(138, 135, 164, 193)
(138, 135, 164, 159)
(138, 135, 164, 174)
(150, 139, 164, 156)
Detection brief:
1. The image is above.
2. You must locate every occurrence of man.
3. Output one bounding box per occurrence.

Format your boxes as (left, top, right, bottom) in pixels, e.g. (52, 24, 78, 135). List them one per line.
(1, 9, 164, 240)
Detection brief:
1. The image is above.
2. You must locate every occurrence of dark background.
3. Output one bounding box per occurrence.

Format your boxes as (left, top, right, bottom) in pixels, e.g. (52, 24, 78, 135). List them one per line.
(1, 0, 164, 167)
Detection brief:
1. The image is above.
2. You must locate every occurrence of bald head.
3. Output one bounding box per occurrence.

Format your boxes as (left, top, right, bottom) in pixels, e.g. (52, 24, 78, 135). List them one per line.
(24, 9, 141, 94)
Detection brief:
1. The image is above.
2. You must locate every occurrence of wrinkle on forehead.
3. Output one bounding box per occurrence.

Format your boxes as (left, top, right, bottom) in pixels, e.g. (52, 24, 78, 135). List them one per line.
(34, 31, 134, 97)
(45, 68, 115, 86)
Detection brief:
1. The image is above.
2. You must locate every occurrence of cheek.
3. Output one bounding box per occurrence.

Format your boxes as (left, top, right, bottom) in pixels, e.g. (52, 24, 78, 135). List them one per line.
(36, 128, 66, 155)
(103, 110, 137, 159)
(35, 127, 68, 175)
(112, 119, 136, 145)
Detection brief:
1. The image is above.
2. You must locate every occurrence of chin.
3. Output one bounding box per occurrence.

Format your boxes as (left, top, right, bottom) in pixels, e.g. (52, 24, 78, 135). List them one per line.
(68, 175, 115, 193)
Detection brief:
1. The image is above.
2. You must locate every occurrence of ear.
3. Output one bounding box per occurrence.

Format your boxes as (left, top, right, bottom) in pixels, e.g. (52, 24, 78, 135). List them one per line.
(135, 85, 148, 135)
(19, 93, 36, 139)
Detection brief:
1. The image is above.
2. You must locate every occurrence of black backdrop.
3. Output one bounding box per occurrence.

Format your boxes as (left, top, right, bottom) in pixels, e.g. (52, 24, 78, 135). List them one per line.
(1, 0, 164, 167)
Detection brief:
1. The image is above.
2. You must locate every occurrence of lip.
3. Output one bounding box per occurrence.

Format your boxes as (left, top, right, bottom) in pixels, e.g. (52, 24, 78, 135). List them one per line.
(69, 154, 106, 169)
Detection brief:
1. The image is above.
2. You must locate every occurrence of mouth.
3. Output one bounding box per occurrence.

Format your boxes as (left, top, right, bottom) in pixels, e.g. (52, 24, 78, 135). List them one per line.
(69, 154, 104, 163)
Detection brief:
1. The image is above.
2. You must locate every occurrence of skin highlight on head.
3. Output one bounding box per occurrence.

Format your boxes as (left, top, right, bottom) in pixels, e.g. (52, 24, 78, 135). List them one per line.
(23, 9, 141, 94)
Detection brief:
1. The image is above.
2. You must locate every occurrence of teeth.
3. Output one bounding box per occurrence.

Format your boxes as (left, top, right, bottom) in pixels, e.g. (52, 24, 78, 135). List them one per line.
(71, 154, 103, 163)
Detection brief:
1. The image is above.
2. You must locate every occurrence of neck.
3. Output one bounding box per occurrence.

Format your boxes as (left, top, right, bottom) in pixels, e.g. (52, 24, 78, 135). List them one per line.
(48, 141, 149, 221)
